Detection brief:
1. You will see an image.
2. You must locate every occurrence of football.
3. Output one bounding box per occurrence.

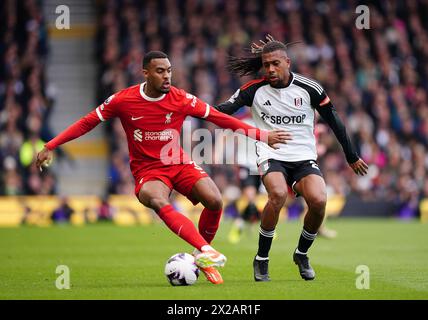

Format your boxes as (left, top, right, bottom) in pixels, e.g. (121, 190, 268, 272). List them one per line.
(164, 252, 200, 286)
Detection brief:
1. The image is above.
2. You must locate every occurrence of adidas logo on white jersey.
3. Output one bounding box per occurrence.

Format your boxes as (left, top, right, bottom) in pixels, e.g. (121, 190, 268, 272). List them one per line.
(263, 100, 272, 106)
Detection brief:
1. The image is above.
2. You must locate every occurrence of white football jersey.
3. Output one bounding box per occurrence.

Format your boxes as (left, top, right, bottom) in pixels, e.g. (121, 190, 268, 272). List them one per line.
(225, 72, 330, 164)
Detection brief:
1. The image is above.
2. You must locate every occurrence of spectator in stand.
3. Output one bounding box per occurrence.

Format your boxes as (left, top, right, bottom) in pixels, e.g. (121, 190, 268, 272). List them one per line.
(97, 197, 115, 222)
(51, 197, 74, 224)
(0, 0, 57, 196)
(93, 1, 428, 219)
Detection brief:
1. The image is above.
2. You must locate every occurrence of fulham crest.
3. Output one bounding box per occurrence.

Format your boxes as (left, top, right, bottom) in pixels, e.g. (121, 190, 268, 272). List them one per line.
(294, 97, 303, 107)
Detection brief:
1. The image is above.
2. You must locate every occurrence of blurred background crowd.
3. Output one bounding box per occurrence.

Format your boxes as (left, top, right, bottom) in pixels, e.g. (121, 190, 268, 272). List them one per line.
(0, 0, 57, 196)
(1, 0, 428, 219)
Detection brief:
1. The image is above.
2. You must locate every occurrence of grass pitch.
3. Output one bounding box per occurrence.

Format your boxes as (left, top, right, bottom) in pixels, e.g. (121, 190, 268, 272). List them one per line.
(0, 218, 427, 300)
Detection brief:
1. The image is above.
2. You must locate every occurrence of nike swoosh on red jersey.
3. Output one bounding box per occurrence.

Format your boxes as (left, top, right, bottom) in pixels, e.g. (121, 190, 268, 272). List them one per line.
(131, 116, 144, 120)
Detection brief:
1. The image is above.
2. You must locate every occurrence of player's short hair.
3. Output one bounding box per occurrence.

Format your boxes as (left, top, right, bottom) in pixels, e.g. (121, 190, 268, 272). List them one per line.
(143, 51, 169, 68)
(262, 41, 288, 55)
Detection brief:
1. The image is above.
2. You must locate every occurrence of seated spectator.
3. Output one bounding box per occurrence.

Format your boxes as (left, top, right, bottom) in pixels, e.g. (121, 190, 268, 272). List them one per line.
(1, 0, 55, 196)
(97, 197, 115, 222)
(51, 197, 74, 224)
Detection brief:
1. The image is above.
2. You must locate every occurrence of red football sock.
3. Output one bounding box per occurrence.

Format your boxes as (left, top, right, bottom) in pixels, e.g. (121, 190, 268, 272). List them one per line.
(157, 205, 208, 250)
(198, 208, 222, 244)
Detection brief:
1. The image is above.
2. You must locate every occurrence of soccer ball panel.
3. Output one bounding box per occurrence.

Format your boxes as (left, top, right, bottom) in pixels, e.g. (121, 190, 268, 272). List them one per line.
(164, 253, 199, 286)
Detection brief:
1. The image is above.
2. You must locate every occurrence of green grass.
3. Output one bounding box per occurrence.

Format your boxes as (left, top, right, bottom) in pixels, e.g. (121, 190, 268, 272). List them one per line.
(0, 218, 427, 300)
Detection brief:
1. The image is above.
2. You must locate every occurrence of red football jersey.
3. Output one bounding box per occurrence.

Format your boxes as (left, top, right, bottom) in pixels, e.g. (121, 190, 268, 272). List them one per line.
(46, 83, 266, 179)
(97, 83, 215, 175)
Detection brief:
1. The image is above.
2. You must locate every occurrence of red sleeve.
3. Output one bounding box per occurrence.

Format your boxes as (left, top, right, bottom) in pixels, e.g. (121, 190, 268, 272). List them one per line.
(178, 89, 210, 118)
(95, 93, 119, 121)
(45, 110, 101, 150)
(45, 92, 120, 150)
(178, 88, 268, 142)
(205, 107, 268, 143)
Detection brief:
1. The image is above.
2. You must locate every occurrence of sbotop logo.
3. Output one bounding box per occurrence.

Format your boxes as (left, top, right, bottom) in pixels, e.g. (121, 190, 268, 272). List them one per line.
(260, 112, 306, 125)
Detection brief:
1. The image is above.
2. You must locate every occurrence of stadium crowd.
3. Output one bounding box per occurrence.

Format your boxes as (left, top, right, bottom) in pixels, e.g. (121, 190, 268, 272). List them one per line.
(1, 0, 428, 220)
(95, 0, 428, 218)
(0, 0, 57, 195)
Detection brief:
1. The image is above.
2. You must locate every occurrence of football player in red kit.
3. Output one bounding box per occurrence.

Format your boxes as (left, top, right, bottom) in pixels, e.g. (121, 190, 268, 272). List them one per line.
(36, 51, 291, 284)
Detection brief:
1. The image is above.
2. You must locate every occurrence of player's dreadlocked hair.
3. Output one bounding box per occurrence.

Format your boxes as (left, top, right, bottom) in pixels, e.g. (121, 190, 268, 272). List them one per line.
(226, 35, 300, 77)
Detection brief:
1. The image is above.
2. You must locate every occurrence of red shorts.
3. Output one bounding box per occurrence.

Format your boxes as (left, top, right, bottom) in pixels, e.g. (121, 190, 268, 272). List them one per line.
(134, 161, 209, 205)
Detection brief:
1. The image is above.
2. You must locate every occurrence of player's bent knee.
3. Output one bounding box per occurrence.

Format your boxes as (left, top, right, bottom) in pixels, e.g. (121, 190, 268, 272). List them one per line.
(308, 195, 327, 212)
(204, 196, 223, 211)
(138, 193, 170, 212)
(268, 189, 287, 208)
(149, 197, 170, 212)
(137, 193, 149, 207)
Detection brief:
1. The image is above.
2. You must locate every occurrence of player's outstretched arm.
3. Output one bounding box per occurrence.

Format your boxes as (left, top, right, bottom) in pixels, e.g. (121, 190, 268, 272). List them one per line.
(267, 129, 293, 150)
(214, 98, 243, 115)
(36, 147, 53, 172)
(349, 158, 369, 176)
(316, 103, 368, 175)
(206, 107, 292, 149)
(35, 110, 101, 171)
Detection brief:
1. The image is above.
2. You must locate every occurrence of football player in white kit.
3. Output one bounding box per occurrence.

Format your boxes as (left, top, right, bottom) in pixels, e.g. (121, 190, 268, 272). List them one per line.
(216, 37, 368, 282)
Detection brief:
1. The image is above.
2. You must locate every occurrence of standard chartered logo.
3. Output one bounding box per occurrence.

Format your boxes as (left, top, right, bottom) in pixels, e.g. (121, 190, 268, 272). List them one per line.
(134, 129, 142, 142)
(145, 130, 173, 141)
(134, 129, 174, 142)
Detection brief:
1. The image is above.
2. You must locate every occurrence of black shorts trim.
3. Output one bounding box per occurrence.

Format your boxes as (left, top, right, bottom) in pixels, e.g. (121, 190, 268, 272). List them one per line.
(258, 159, 323, 195)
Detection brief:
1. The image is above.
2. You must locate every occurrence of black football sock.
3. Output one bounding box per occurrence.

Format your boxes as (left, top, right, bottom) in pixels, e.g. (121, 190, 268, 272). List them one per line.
(297, 228, 317, 254)
(256, 227, 275, 259)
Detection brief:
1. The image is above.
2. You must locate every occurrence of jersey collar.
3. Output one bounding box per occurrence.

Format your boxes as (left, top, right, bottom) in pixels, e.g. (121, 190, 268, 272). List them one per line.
(140, 82, 166, 102)
(286, 72, 294, 87)
(279, 72, 294, 88)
